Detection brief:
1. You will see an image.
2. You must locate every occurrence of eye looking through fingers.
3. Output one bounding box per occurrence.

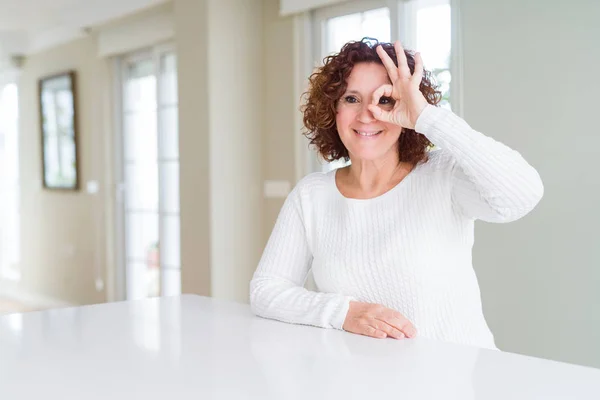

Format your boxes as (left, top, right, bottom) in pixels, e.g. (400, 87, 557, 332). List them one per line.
(378, 96, 395, 109)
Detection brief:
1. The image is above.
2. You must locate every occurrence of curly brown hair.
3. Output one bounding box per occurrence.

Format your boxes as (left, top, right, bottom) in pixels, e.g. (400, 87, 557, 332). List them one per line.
(302, 38, 442, 165)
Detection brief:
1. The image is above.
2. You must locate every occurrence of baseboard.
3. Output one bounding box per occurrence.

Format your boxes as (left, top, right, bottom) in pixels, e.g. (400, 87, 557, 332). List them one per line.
(0, 280, 74, 309)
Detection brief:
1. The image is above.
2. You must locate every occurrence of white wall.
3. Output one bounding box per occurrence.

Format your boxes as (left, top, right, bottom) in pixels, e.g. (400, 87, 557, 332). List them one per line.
(164, 0, 268, 302)
(207, 0, 264, 303)
(173, 0, 212, 297)
(175, 0, 266, 302)
(460, 0, 600, 368)
(262, 0, 297, 243)
(16, 35, 110, 305)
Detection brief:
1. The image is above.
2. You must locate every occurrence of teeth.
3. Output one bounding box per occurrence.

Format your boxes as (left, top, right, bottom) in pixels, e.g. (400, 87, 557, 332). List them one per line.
(356, 130, 381, 137)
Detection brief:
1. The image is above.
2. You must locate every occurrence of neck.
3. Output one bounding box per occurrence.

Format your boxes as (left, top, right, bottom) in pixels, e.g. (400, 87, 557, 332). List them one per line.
(346, 153, 411, 194)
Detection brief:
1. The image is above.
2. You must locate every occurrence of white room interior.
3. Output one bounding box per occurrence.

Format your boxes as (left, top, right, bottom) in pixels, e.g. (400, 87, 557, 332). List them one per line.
(0, 0, 598, 370)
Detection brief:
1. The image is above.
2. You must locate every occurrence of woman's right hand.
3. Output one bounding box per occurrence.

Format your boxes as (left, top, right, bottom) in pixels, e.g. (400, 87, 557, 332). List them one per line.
(342, 301, 417, 340)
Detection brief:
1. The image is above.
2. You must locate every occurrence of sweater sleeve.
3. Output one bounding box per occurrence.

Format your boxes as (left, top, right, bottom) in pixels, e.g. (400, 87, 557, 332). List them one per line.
(415, 105, 544, 223)
(249, 183, 353, 330)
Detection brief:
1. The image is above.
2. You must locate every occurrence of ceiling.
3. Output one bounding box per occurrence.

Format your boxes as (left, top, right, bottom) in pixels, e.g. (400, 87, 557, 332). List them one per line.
(0, 0, 167, 58)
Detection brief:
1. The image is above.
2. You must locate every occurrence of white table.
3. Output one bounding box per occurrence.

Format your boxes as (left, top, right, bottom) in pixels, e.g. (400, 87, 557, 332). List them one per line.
(1, 295, 599, 399)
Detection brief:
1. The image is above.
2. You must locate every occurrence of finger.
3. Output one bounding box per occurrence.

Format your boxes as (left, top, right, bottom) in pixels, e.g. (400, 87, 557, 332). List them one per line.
(394, 41, 411, 78)
(398, 319, 418, 338)
(367, 104, 394, 124)
(371, 84, 393, 106)
(376, 45, 399, 82)
(373, 319, 406, 340)
(412, 52, 424, 86)
(384, 316, 416, 338)
(383, 310, 418, 338)
(364, 325, 387, 339)
(370, 321, 397, 339)
(406, 324, 417, 338)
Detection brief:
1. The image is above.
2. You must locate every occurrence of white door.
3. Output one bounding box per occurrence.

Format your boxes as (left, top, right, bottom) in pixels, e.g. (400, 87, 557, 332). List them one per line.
(117, 46, 181, 300)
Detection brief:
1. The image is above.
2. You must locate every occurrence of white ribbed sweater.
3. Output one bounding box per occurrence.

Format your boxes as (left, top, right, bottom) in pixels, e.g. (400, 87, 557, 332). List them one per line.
(250, 105, 544, 349)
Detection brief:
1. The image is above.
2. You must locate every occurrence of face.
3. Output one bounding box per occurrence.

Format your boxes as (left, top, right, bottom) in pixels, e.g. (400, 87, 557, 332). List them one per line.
(335, 62, 402, 164)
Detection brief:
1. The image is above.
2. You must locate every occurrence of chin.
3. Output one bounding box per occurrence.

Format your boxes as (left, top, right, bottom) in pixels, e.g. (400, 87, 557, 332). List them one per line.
(347, 148, 390, 161)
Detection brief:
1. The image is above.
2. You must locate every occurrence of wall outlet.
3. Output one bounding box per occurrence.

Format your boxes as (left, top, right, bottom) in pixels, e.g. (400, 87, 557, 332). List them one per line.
(86, 180, 99, 194)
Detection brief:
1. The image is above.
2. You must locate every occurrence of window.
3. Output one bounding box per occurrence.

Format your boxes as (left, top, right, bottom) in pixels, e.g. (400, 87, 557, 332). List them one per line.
(325, 7, 391, 54)
(117, 46, 181, 300)
(407, 0, 452, 109)
(309, 0, 454, 172)
(0, 83, 20, 281)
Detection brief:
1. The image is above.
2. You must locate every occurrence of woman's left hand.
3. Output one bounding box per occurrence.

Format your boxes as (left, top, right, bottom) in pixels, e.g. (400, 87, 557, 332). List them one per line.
(368, 41, 429, 130)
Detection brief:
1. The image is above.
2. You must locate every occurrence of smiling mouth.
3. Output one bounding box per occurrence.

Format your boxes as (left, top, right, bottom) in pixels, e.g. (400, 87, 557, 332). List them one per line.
(353, 129, 382, 137)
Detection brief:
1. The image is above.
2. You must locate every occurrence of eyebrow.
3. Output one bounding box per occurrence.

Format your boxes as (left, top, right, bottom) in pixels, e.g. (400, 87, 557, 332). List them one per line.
(343, 89, 390, 98)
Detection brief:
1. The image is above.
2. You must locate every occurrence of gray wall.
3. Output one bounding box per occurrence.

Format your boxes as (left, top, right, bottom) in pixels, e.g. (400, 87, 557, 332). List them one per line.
(461, 0, 600, 368)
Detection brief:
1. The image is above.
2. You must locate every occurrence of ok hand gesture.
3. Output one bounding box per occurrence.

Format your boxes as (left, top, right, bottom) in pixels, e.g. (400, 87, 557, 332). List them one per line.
(367, 41, 429, 130)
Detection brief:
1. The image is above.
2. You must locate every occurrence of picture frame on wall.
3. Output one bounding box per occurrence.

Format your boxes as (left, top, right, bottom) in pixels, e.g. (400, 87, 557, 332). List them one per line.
(38, 70, 79, 190)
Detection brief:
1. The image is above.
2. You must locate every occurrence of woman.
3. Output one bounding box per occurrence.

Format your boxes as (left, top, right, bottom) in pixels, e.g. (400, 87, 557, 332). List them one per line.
(249, 39, 543, 349)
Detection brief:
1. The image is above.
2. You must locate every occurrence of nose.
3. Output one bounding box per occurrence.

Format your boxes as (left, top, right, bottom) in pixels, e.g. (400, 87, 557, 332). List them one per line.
(356, 102, 376, 124)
